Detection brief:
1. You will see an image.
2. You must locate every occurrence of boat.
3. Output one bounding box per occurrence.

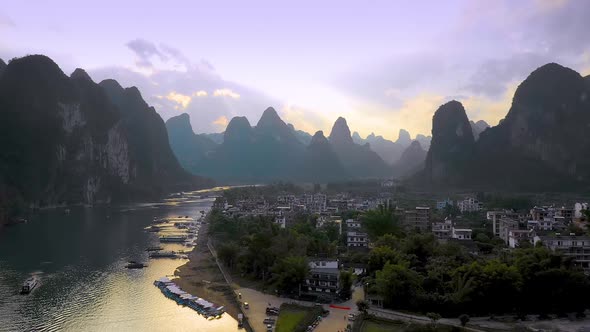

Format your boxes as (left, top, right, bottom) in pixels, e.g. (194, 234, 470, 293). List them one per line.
(149, 251, 178, 258)
(159, 235, 187, 243)
(146, 225, 161, 232)
(20, 276, 39, 294)
(125, 261, 147, 269)
(145, 246, 164, 252)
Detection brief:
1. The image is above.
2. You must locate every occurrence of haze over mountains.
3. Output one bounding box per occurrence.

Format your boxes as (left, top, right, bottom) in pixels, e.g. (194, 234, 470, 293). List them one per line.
(0, 55, 212, 215)
(166, 109, 393, 183)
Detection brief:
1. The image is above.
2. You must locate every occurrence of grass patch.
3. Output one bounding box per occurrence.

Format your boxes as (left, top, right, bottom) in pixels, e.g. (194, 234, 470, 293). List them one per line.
(355, 316, 464, 332)
(275, 303, 322, 332)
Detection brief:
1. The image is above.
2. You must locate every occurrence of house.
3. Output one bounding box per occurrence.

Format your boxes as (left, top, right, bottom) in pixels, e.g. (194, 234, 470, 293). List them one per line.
(452, 228, 472, 240)
(347, 231, 369, 248)
(508, 229, 536, 248)
(534, 234, 590, 273)
(345, 219, 361, 229)
(404, 207, 430, 231)
(274, 216, 286, 229)
(457, 197, 483, 213)
(342, 262, 367, 276)
(432, 218, 453, 240)
(574, 203, 589, 219)
(306, 259, 340, 294)
(436, 198, 454, 210)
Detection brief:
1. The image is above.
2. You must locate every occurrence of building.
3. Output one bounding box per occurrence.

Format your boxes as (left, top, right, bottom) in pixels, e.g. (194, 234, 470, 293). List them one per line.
(404, 207, 430, 231)
(534, 234, 590, 273)
(488, 210, 526, 238)
(274, 216, 286, 229)
(574, 203, 589, 219)
(306, 259, 340, 294)
(431, 218, 453, 240)
(452, 228, 473, 240)
(345, 219, 361, 229)
(347, 231, 369, 248)
(508, 229, 536, 248)
(457, 197, 483, 213)
(436, 198, 454, 210)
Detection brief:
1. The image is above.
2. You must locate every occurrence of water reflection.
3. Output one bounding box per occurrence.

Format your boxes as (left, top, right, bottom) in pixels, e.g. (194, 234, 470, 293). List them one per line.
(0, 189, 237, 331)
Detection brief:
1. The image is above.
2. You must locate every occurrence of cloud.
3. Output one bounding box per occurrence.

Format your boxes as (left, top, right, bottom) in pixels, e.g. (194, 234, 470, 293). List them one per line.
(213, 88, 240, 99)
(0, 12, 15, 29)
(126, 39, 167, 68)
(90, 40, 279, 133)
(460, 82, 519, 126)
(212, 116, 229, 129)
(280, 104, 332, 135)
(158, 91, 192, 109)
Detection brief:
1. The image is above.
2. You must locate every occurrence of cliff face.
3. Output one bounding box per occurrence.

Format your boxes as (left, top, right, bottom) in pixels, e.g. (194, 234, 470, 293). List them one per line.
(328, 117, 391, 178)
(303, 131, 348, 182)
(166, 113, 218, 172)
(424, 100, 475, 185)
(0, 55, 210, 209)
(417, 63, 590, 191)
(393, 141, 427, 178)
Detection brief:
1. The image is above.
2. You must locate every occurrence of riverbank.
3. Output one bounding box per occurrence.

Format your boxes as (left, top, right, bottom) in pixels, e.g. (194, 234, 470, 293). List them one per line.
(174, 219, 241, 321)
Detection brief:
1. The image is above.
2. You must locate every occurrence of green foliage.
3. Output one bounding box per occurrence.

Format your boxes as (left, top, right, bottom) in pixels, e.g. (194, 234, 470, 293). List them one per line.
(375, 262, 423, 309)
(356, 300, 369, 314)
(426, 312, 441, 323)
(362, 206, 401, 239)
(272, 256, 309, 294)
(339, 270, 354, 299)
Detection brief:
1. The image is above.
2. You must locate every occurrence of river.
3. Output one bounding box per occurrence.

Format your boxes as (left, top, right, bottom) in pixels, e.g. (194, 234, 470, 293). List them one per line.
(0, 189, 238, 332)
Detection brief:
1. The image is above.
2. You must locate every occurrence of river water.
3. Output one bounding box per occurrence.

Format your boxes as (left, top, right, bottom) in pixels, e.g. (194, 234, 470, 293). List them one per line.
(0, 189, 237, 332)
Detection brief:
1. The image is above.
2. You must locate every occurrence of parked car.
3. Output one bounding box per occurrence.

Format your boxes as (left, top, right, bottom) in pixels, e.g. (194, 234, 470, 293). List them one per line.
(243, 302, 249, 309)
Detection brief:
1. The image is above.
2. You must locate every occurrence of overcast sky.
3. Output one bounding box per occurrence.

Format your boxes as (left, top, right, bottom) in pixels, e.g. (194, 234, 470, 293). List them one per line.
(1, 0, 589, 140)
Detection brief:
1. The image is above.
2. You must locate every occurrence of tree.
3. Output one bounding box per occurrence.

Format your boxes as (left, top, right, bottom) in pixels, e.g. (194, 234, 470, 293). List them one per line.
(272, 256, 309, 295)
(356, 300, 369, 314)
(368, 246, 407, 274)
(375, 262, 423, 309)
(426, 312, 441, 325)
(340, 270, 354, 299)
(459, 314, 470, 327)
(217, 242, 240, 268)
(362, 207, 401, 239)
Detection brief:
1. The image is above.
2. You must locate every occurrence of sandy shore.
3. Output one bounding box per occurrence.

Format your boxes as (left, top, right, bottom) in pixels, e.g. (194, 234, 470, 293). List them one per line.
(174, 221, 242, 320)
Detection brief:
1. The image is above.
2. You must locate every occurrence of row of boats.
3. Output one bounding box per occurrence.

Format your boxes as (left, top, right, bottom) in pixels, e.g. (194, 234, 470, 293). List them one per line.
(154, 277, 225, 318)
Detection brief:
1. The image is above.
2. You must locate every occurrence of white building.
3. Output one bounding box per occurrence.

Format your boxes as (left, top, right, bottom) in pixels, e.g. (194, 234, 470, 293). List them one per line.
(508, 229, 536, 248)
(457, 197, 483, 213)
(575, 203, 589, 219)
(347, 231, 369, 248)
(452, 228, 472, 240)
(432, 219, 453, 239)
(534, 234, 590, 273)
(345, 219, 361, 229)
(274, 216, 286, 229)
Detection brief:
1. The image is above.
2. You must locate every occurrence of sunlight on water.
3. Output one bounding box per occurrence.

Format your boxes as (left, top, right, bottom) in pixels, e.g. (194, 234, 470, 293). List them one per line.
(0, 189, 238, 332)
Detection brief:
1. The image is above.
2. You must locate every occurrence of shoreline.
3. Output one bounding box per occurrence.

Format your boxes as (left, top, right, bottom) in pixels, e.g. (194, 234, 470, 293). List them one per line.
(174, 217, 242, 321)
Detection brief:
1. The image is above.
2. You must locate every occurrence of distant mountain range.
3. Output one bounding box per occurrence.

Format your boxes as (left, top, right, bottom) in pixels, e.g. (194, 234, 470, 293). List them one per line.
(417, 63, 590, 191)
(167, 109, 393, 183)
(0, 55, 212, 219)
(352, 129, 430, 164)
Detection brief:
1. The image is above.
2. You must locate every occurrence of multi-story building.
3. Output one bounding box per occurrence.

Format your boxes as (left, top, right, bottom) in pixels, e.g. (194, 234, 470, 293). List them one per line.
(306, 259, 340, 294)
(574, 203, 589, 219)
(508, 229, 536, 248)
(452, 228, 473, 240)
(404, 207, 430, 231)
(274, 216, 286, 229)
(345, 219, 361, 229)
(347, 231, 369, 248)
(457, 197, 483, 213)
(534, 234, 590, 273)
(431, 219, 453, 239)
(488, 210, 526, 238)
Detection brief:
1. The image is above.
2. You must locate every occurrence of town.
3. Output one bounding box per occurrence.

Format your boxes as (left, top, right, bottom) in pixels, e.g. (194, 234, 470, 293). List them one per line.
(206, 182, 590, 331)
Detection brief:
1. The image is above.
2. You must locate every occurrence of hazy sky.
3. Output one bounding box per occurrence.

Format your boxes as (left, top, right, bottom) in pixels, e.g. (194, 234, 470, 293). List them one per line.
(1, 0, 589, 139)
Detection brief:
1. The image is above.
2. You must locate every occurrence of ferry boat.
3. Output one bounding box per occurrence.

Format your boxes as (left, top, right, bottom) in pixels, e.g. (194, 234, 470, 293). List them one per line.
(145, 246, 164, 252)
(125, 261, 147, 269)
(159, 235, 187, 243)
(149, 251, 178, 258)
(20, 276, 39, 294)
(153, 277, 225, 318)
